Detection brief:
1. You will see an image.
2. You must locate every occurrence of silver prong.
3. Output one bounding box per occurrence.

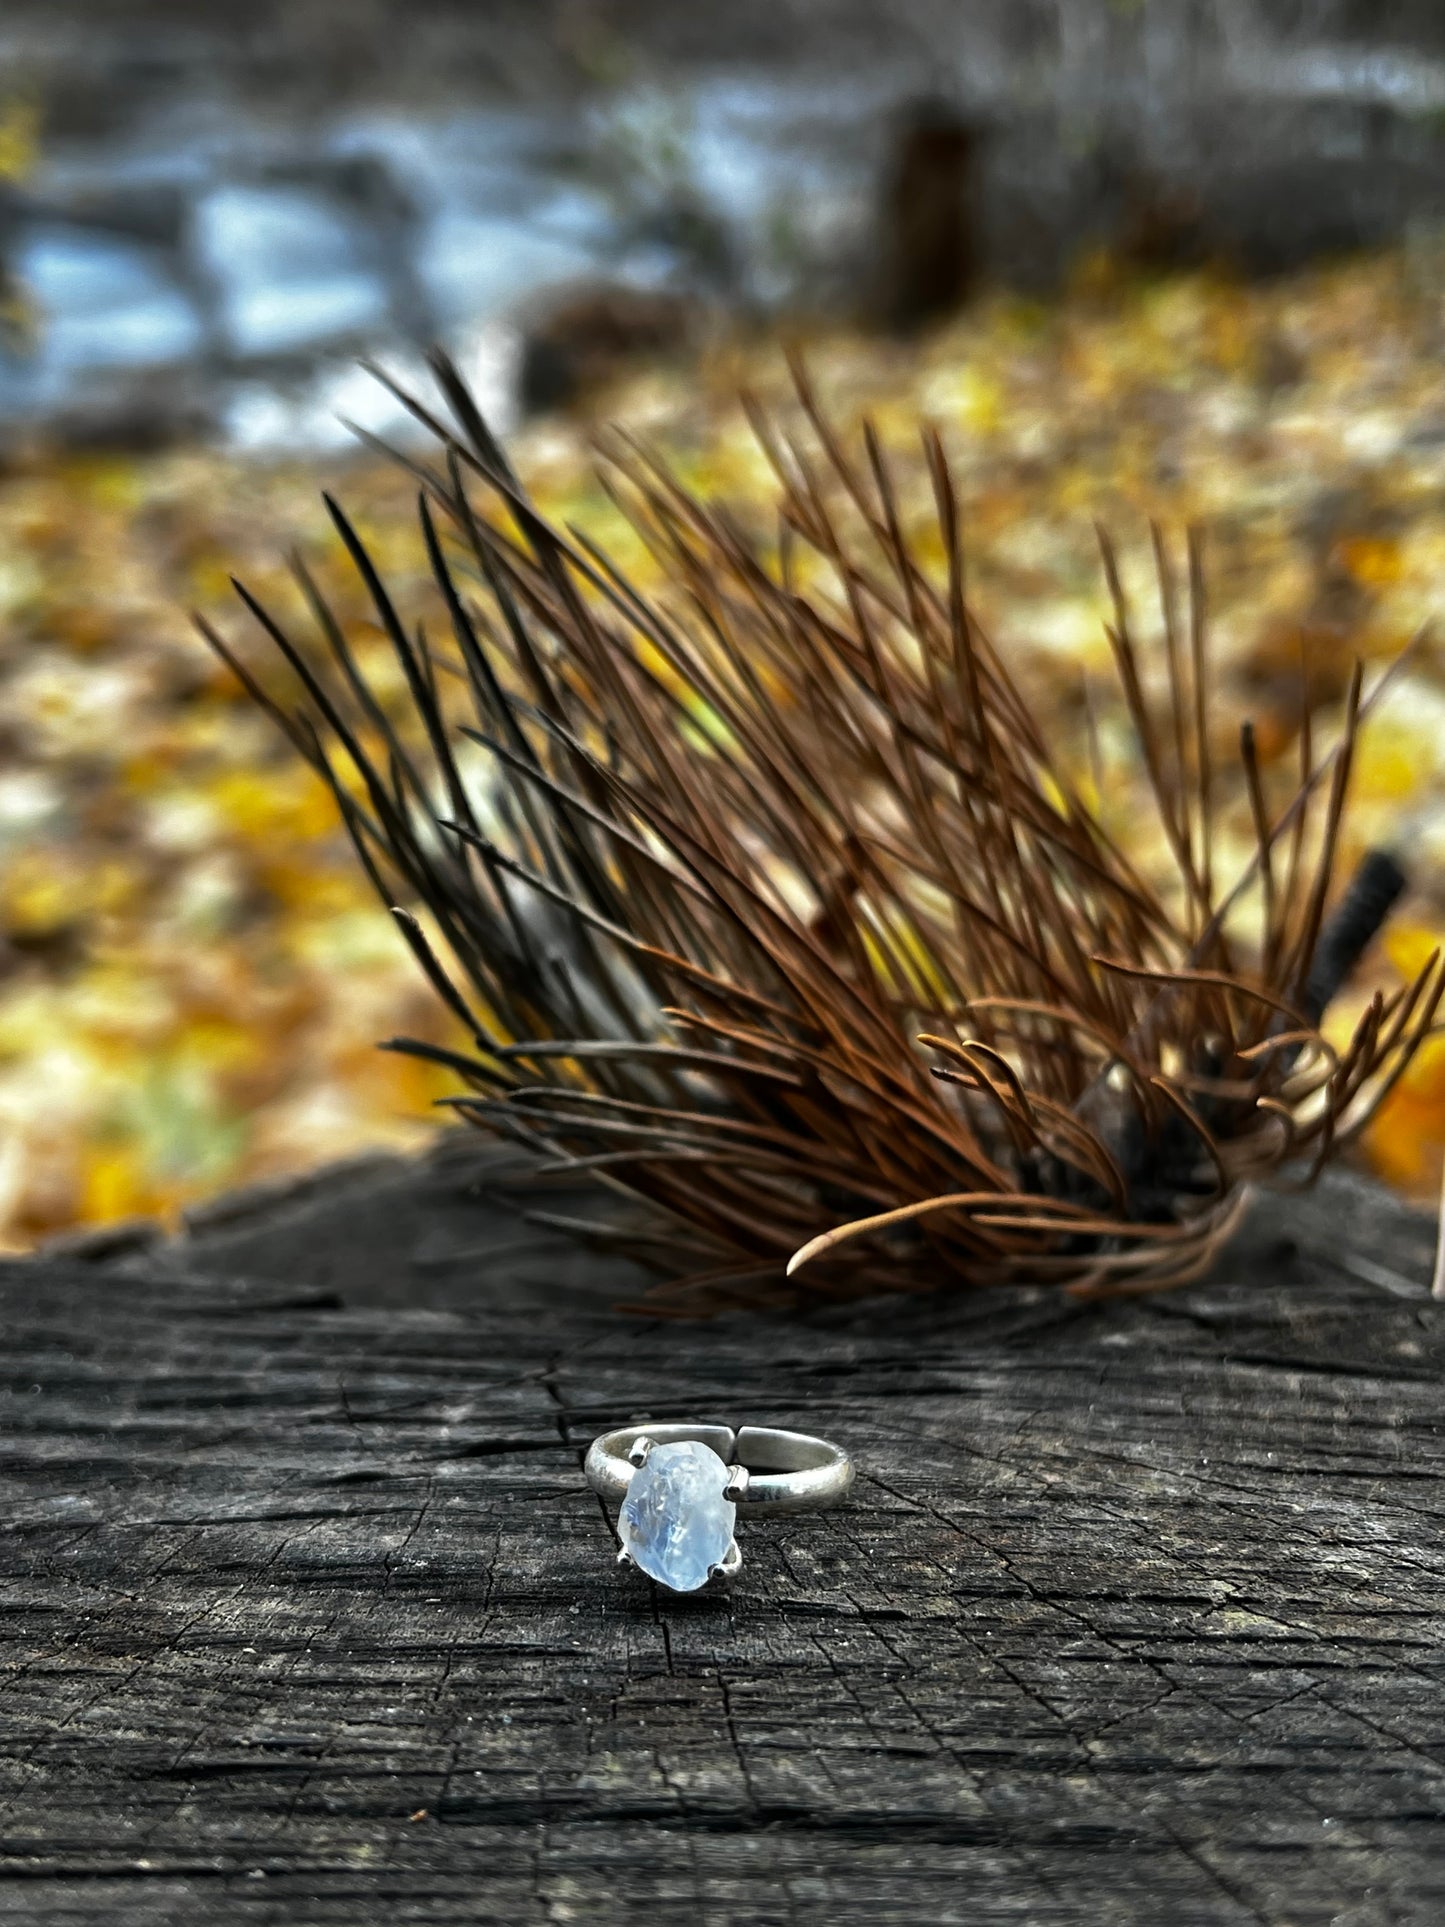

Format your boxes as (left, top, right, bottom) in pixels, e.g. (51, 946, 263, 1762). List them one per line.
(707, 1539, 743, 1586)
(627, 1434, 655, 1468)
(616, 1545, 635, 1568)
(723, 1464, 749, 1503)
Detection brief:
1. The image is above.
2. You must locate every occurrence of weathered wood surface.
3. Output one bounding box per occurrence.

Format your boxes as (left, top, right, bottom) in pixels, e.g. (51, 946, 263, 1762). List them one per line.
(6, 1137, 1445, 1924)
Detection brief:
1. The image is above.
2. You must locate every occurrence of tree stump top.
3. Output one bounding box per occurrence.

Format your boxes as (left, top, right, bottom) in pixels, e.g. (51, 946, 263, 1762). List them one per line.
(7, 1140, 1445, 1923)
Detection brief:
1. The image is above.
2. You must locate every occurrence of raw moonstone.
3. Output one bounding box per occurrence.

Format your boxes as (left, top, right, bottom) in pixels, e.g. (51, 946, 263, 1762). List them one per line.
(619, 1440, 737, 1592)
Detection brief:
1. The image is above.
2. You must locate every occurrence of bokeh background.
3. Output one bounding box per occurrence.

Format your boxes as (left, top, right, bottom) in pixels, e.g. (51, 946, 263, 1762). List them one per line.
(4, 0, 1445, 1248)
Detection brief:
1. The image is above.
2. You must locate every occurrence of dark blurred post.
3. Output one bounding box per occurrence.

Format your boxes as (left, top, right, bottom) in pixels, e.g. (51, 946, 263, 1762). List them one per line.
(874, 95, 981, 332)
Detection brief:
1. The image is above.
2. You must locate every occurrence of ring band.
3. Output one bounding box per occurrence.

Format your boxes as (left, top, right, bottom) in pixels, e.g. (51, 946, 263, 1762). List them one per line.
(586, 1422, 852, 1593)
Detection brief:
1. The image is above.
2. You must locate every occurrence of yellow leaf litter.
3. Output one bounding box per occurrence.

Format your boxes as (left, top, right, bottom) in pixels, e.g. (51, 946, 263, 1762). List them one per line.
(3, 246, 1445, 1249)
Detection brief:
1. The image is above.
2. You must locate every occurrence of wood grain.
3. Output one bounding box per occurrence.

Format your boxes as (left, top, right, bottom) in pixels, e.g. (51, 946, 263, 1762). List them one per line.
(5, 1139, 1445, 1924)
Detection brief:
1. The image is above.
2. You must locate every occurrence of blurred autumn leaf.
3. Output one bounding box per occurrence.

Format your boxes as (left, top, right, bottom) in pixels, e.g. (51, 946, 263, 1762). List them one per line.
(3, 243, 1445, 1249)
(0, 91, 40, 185)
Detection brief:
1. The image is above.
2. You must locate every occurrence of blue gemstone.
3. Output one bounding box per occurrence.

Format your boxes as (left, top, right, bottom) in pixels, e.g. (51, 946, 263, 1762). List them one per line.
(619, 1440, 737, 1592)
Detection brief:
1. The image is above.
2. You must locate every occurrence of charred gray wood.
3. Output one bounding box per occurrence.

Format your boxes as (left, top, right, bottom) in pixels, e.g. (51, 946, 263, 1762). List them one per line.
(5, 1139, 1445, 1924)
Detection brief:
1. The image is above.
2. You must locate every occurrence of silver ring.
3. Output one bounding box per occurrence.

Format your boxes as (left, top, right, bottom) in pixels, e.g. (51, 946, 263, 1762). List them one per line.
(585, 1421, 853, 1594)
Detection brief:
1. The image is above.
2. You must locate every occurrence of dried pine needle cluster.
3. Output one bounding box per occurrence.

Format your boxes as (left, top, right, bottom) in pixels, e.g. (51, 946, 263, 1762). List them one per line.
(204, 356, 1441, 1310)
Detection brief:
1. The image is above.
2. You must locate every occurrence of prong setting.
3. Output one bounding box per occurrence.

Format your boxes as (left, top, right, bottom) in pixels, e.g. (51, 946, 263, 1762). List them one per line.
(707, 1539, 743, 1587)
(627, 1434, 655, 1469)
(723, 1464, 749, 1503)
(616, 1545, 635, 1567)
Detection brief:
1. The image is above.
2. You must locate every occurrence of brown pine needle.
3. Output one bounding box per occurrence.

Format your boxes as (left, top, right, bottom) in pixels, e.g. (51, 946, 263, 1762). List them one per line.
(204, 355, 1431, 1312)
